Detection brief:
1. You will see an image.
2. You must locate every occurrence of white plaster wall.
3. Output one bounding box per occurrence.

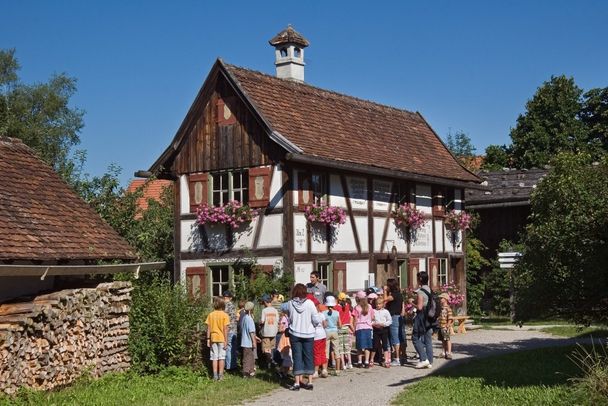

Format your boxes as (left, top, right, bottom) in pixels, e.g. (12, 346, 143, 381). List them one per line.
(181, 220, 228, 252)
(415, 184, 432, 214)
(330, 217, 356, 253)
(354, 216, 369, 252)
(329, 174, 347, 208)
(180, 175, 189, 215)
(310, 223, 327, 253)
(232, 217, 257, 250)
(373, 217, 387, 252)
(386, 221, 407, 254)
(257, 214, 283, 248)
(346, 260, 369, 291)
(268, 165, 284, 209)
(444, 229, 463, 253)
(418, 258, 427, 274)
(434, 220, 445, 253)
(373, 180, 392, 212)
(292, 170, 299, 207)
(293, 213, 307, 253)
(294, 262, 313, 284)
(346, 176, 367, 211)
(181, 219, 198, 252)
(410, 221, 433, 253)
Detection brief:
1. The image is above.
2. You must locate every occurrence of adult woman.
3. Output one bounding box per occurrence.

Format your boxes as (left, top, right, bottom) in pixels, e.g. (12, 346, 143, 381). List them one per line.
(383, 278, 404, 366)
(281, 283, 320, 391)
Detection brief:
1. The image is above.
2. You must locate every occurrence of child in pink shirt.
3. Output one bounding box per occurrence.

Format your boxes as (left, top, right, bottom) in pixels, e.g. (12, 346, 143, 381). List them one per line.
(352, 291, 374, 368)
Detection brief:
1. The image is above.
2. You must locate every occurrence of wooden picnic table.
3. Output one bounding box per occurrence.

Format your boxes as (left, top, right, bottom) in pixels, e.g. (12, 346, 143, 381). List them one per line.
(449, 315, 470, 334)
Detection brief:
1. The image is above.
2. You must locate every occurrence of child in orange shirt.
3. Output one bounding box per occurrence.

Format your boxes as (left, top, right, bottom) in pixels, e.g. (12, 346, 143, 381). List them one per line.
(205, 297, 230, 380)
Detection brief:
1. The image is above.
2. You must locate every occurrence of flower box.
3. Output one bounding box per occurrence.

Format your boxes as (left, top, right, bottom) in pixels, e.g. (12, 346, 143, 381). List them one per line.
(391, 203, 426, 231)
(304, 204, 346, 227)
(196, 200, 258, 229)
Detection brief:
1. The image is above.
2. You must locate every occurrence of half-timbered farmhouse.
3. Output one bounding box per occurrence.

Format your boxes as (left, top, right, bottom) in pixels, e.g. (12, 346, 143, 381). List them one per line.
(148, 27, 481, 305)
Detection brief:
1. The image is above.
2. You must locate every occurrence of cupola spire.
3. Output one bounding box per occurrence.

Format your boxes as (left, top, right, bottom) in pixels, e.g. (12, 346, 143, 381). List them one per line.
(268, 25, 309, 82)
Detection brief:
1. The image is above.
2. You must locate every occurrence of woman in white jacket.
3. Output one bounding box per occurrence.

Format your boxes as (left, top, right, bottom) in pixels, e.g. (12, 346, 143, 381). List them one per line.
(281, 283, 321, 391)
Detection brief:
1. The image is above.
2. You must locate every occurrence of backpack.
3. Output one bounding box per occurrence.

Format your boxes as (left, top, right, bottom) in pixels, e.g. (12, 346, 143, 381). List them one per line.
(420, 288, 440, 330)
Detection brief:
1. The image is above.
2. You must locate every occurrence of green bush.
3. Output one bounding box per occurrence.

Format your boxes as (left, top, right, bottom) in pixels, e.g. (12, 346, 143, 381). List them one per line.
(233, 265, 294, 302)
(569, 342, 608, 404)
(128, 272, 208, 373)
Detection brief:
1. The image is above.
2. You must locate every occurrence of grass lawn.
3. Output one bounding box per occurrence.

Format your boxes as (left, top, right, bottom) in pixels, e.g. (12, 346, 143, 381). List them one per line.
(0, 367, 278, 406)
(540, 326, 608, 339)
(392, 346, 590, 405)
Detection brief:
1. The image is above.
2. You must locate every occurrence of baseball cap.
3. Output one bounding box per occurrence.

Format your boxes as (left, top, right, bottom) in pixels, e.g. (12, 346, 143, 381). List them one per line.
(325, 296, 337, 307)
(338, 292, 348, 301)
(356, 290, 367, 299)
(222, 290, 233, 298)
(368, 293, 378, 300)
(260, 294, 272, 303)
(439, 293, 450, 301)
(244, 301, 255, 311)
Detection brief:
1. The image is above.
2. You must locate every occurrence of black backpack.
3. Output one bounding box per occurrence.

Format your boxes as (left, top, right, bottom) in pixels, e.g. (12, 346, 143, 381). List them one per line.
(420, 288, 440, 329)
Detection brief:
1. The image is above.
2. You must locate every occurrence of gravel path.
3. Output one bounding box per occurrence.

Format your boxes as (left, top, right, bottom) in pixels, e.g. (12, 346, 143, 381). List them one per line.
(243, 328, 597, 406)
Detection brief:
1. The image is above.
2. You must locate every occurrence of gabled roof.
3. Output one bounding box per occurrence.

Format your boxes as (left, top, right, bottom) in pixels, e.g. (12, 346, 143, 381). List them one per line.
(0, 137, 137, 262)
(466, 168, 548, 208)
(152, 59, 481, 186)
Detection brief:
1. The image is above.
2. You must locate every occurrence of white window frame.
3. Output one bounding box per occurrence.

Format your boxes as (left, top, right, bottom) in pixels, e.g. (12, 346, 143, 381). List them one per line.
(438, 258, 449, 286)
(211, 170, 248, 206)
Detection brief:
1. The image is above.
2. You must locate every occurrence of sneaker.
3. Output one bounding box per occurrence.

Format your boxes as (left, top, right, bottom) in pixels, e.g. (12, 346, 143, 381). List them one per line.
(391, 360, 401, 366)
(288, 384, 300, 391)
(312, 371, 319, 378)
(218, 374, 224, 380)
(415, 360, 430, 369)
(301, 382, 314, 390)
(348, 363, 353, 369)
(445, 353, 453, 360)
(426, 363, 433, 369)
(363, 362, 369, 369)
(440, 351, 446, 358)
(321, 369, 328, 378)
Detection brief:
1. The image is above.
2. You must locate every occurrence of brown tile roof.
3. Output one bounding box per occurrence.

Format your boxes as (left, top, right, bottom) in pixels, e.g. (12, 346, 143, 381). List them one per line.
(0, 137, 137, 262)
(126, 179, 173, 216)
(268, 25, 310, 47)
(223, 63, 480, 184)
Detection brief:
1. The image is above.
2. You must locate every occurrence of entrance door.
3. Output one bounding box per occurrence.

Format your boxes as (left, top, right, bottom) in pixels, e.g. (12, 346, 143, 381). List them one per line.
(375, 260, 392, 289)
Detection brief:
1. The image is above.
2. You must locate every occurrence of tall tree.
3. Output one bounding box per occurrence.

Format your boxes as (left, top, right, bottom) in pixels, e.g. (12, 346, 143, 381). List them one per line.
(445, 130, 476, 158)
(581, 87, 608, 157)
(510, 75, 588, 169)
(482, 144, 512, 171)
(0, 48, 84, 181)
(514, 152, 608, 325)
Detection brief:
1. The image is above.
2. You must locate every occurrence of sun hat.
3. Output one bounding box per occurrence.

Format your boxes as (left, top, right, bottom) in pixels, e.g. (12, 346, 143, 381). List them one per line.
(338, 292, 348, 301)
(367, 293, 378, 300)
(355, 290, 367, 299)
(244, 301, 255, 311)
(325, 296, 337, 307)
(439, 293, 450, 301)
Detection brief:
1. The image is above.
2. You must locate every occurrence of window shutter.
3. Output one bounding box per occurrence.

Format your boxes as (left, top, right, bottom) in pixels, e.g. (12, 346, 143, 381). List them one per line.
(428, 258, 439, 289)
(216, 98, 236, 125)
(189, 174, 208, 213)
(399, 261, 408, 290)
(408, 258, 419, 290)
(332, 262, 347, 292)
(248, 166, 272, 208)
(298, 172, 312, 210)
(261, 265, 274, 274)
(186, 267, 207, 298)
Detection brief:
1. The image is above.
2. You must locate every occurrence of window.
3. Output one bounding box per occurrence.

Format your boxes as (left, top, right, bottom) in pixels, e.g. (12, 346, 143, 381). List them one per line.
(395, 183, 412, 205)
(397, 260, 407, 289)
(311, 173, 327, 205)
(280, 47, 288, 57)
(211, 266, 230, 297)
(437, 258, 448, 286)
(294, 47, 301, 57)
(317, 262, 331, 288)
(211, 170, 248, 206)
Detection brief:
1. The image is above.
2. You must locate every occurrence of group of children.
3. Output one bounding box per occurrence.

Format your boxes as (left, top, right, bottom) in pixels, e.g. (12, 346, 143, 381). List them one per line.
(204, 286, 455, 381)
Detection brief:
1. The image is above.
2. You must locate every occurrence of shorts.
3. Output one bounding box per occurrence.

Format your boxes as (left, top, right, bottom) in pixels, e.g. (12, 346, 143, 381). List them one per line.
(337, 327, 352, 356)
(262, 337, 276, 353)
(439, 327, 451, 342)
(325, 331, 339, 357)
(209, 342, 226, 360)
(389, 315, 403, 346)
(314, 338, 327, 366)
(355, 329, 373, 350)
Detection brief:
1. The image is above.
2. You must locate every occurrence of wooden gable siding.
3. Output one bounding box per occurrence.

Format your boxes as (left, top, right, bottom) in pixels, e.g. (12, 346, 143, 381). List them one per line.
(173, 72, 284, 175)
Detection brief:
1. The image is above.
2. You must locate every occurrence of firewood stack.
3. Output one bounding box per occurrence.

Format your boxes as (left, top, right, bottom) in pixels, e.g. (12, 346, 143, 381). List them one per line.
(0, 281, 133, 395)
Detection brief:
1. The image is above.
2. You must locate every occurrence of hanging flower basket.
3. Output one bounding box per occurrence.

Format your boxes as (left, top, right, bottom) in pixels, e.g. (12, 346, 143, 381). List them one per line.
(391, 203, 426, 231)
(196, 200, 258, 229)
(435, 283, 465, 314)
(305, 204, 346, 227)
(444, 210, 472, 232)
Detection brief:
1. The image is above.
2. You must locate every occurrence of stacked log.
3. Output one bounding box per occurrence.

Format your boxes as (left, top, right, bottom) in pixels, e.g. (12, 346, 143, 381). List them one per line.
(0, 281, 132, 395)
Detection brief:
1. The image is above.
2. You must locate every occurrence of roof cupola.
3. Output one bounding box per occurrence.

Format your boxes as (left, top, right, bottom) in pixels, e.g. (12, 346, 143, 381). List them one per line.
(268, 25, 309, 82)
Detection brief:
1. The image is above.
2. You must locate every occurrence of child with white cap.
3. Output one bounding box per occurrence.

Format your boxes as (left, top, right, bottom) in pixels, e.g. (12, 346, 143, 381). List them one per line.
(322, 295, 342, 375)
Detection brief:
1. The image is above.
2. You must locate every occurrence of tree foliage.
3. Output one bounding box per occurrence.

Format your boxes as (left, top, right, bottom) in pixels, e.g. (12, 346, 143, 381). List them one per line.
(514, 152, 608, 325)
(0, 48, 84, 181)
(465, 217, 490, 316)
(482, 144, 512, 170)
(509, 76, 607, 169)
(445, 130, 476, 158)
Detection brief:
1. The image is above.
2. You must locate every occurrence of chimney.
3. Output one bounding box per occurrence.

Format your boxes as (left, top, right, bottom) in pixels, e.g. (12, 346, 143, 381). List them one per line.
(268, 25, 309, 82)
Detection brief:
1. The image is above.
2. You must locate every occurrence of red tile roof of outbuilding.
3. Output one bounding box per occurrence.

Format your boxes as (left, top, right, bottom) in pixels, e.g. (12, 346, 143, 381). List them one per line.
(0, 137, 136, 262)
(127, 179, 173, 214)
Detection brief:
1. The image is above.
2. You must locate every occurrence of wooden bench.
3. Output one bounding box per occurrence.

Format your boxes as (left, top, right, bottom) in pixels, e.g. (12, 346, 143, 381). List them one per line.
(449, 316, 470, 335)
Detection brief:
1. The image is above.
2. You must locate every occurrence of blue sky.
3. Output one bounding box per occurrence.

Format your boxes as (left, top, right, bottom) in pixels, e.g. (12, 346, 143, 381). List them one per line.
(3, 1, 607, 186)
